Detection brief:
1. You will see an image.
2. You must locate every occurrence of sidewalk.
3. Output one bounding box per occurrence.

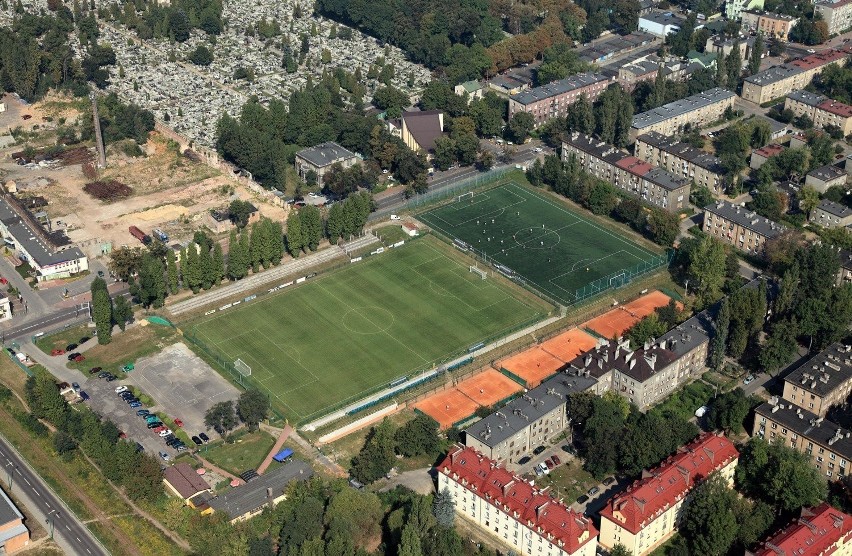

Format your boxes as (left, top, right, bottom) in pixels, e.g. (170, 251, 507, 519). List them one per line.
(194, 454, 243, 485)
(256, 424, 292, 474)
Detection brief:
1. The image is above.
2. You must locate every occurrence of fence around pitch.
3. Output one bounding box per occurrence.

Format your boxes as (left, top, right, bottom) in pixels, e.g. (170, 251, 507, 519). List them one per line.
(572, 249, 676, 303)
(369, 166, 514, 222)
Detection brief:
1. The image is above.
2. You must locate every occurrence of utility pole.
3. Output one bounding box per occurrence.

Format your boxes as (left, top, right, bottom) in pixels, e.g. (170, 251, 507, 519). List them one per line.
(47, 510, 58, 539)
(90, 92, 106, 169)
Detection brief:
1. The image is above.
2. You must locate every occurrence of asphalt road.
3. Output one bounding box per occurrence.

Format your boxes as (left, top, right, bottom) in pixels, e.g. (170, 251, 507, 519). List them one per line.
(0, 432, 107, 556)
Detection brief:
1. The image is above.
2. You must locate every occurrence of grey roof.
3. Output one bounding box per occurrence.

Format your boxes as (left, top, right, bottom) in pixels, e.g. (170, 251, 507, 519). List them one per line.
(808, 164, 847, 183)
(402, 110, 444, 152)
(640, 11, 686, 26)
(840, 249, 852, 270)
(0, 488, 23, 526)
(817, 199, 852, 218)
(745, 64, 801, 86)
(785, 343, 852, 398)
(657, 311, 715, 359)
(564, 132, 625, 161)
(296, 142, 357, 168)
(644, 167, 690, 191)
(0, 198, 84, 269)
(742, 8, 798, 20)
(489, 75, 526, 90)
(788, 89, 828, 107)
(637, 131, 726, 174)
(757, 115, 789, 135)
(464, 373, 597, 448)
(755, 401, 852, 460)
(703, 200, 786, 239)
(208, 460, 313, 519)
(621, 60, 662, 77)
(632, 88, 736, 130)
(510, 73, 609, 106)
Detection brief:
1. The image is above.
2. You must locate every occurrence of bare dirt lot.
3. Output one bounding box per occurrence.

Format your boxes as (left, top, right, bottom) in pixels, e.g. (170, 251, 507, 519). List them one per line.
(0, 94, 289, 252)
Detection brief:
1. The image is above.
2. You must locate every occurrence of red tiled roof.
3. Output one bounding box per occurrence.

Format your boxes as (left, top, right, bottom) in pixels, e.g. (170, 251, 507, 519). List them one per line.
(754, 144, 785, 158)
(614, 156, 653, 177)
(599, 433, 739, 535)
(439, 446, 598, 554)
(818, 99, 852, 118)
(752, 503, 852, 556)
(789, 48, 851, 71)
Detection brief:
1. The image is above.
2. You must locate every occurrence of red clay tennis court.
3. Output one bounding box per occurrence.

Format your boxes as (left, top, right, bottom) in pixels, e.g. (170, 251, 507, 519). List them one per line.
(455, 368, 523, 407)
(539, 328, 598, 362)
(499, 347, 565, 388)
(414, 389, 481, 429)
(584, 290, 675, 339)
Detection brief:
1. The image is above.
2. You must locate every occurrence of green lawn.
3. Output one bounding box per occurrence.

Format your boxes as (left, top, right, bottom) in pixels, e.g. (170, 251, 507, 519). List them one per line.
(418, 181, 663, 305)
(203, 430, 277, 476)
(187, 236, 550, 422)
(34, 324, 92, 354)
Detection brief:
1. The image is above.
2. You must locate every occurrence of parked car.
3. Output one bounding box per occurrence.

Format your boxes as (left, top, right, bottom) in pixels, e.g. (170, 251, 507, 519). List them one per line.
(114, 385, 128, 393)
(191, 436, 203, 445)
(79, 336, 90, 343)
(66, 343, 78, 351)
(517, 456, 531, 465)
(577, 495, 589, 504)
(135, 443, 144, 453)
(50, 349, 65, 356)
(129, 402, 142, 408)
(66, 352, 81, 361)
(199, 433, 210, 443)
(588, 487, 599, 496)
(603, 477, 616, 486)
(551, 455, 561, 465)
(175, 445, 188, 453)
(98, 372, 109, 379)
(146, 422, 162, 429)
(533, 446, 546, 455)
(159, 451, 170, 461)
(545, 459, 555, 470)
(72, 355, 85, 363)
(89, 367, 102, 374)
(173, 419, 184, 428)
(743, 374, 755, 385)
(71, 382, 80, 392)
(145, 415, 159, 422)
(153, 425, 166, 433)
(105, 375, 116, 382)
(158, 429, 173, 437)
(119, 431, 127, 439)
(125, 397, 139, 404)
(561, 444, 576, 455)
(136, 409, 150, 416)
(79, 391, 89, 401)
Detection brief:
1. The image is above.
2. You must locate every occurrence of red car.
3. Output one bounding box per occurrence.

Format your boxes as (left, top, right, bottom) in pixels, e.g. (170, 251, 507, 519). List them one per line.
(545, 459, 555, 470)
(153, 426, 166, 433)
(551, 455, 561, 466)
(71, 354, 85, 363)
(119, 431, 127, 439)
(50, 349, 65, 356)
(173, 419, 184, 428)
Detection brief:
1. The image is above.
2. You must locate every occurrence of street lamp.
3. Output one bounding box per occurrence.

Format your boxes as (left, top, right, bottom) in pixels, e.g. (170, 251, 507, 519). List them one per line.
(5, 462, 15, 489)
(46, 510, 58, 539)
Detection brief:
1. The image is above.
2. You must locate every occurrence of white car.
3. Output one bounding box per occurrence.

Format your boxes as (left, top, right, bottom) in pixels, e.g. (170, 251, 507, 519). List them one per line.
(115, 385, 128, 394)
(534, 147, 543, 153)
(807, 48, 816, 53)
(390, 214, 401, 220)
(158, 429, 173, 437)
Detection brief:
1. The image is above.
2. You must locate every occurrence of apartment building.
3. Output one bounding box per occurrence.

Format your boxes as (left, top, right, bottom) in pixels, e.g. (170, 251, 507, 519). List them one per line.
(740, 10, 798, 40)
(783, 343, 852, 417)
(562, 133, 691, 211)
(618, 61, 661, 92)
(806, 164, 848, 193)
(815, 0, 852, 35)
(0, 197, 87, 282)
(564, 312, 713, 410)
(599, 433, 740, 556)
(705, 35, 756, 69)
(726, 0, 765, 19)
(748, 504, 852, 556)
(438, 445, 598, 556)
(630, 88, 736, 141)
(742, 47, 852, 104)
(749, 143, 785, 170)
(702, 201, 786, 254)
(294, 141, 359, 183)
(753, 399, 852, 480)
(785, 90, 852, 136)
(635, 132, 727, 194)
(464, 373, 597, 464)
(813, 199, 852, 228)
(508, 73, 610, 128)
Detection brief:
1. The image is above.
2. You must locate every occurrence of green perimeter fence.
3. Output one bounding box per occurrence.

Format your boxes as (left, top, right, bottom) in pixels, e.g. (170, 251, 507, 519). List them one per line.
(369, 166, 514, 222)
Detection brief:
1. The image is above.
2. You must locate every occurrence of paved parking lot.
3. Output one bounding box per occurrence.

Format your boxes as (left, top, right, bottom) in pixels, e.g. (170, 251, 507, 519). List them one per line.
(80, 342, 240, 459)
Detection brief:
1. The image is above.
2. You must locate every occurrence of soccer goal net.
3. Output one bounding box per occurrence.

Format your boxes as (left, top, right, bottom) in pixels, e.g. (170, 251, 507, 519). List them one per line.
(457, 191, 474, 202)
(470, 266, 487, 280)
(234, 358, 252, 377)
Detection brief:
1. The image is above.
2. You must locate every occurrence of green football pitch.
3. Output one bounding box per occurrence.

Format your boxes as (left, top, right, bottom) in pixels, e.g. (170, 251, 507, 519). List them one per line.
(418, 182, 663, 305)
(187, 236, 550, 422)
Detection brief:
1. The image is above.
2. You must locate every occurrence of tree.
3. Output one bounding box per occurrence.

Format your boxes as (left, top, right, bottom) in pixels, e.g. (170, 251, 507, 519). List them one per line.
(136, 254, 167, 308)
(212, 242, 225, 283)
(708, 388, 751, 433)
(204, 401, 238, 434)
(749, 32, 764, 75)
(799, 184, 821, 218)
(187, 45, 213, 66)
(432, 488, 455, 528)
(53, 430, 77, 459)
(455, 134, 479, 166)
(326, 202, 344, 242)
(237, 389, 269, 431)
(229, 200, 255, 228)
(301, 206, 323, 251)
(709, 297, 730, 371)
(507, 112, 534, 144)
(395, 413, 440, 457)
(198, 244, 214, 289)
(324, 488, 384, 551)
(112, 295, 133, 331)
(567, 94, 595, 135)
(687, 236, 728, 308)
(609, 545, 631, 556)
(183, 244, 202, 293)
(351, 419, 396, 483)
(91, 277, 113, 344)
(398, 524, 422, 556)
(646, 208, 680, 245)
(108, 246, 144, 280)
(286, 210, 304, 257)
(681, 473, 739, 556)
(626, 313, 668, 349)
(433, 136, 456, 170)
(759, 318, 799, 373)
(166, 249, 179, 294)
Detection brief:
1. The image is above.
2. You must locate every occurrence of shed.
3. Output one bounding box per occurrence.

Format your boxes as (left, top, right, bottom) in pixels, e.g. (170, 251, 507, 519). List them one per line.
(273, 448, 294, 463)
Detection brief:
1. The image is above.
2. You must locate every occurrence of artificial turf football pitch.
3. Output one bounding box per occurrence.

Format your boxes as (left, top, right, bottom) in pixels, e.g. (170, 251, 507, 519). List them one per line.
(417, 181, 662, 305)
(188, 236, 550, 422)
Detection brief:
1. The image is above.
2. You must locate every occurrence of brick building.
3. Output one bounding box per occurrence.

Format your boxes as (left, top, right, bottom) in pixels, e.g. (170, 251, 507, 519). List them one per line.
(598, 433, 739, 556)
(438, 445, 599, 556)
(740, 10, 798, 40)
(508, 73, 610, 128)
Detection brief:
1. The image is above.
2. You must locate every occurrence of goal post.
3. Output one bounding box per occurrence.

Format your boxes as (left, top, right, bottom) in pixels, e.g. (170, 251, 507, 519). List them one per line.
(470, 265, 487, 280)
(457, 191, 474, 202)
(234, 358, 252, 377)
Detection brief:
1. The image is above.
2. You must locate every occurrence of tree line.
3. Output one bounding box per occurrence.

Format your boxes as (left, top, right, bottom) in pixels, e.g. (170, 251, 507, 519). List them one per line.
(100, 0, 223, 42)
(204, 389, 270, 434)
(350, 414, 442, 484)
(25, 370, 163, 503)
(527, 154, 681, 246)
